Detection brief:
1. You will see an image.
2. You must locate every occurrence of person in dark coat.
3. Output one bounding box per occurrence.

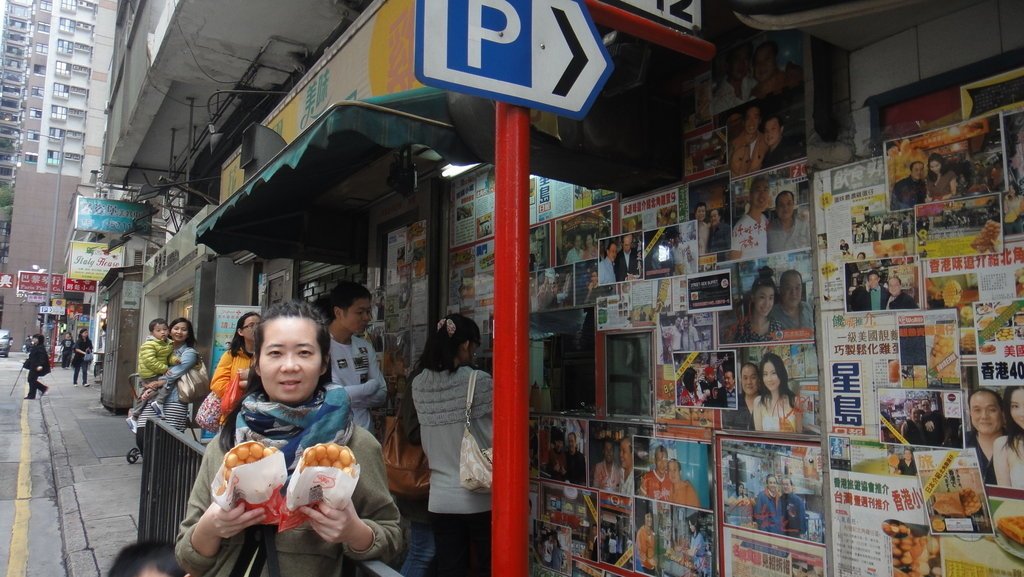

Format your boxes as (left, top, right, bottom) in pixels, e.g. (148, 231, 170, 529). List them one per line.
(60, 332, 74, 368)
(23, 333, 50, 399)
(885, 276, 917, 309)
(71, 328, 93, 386)
(849, 270, 890, 312)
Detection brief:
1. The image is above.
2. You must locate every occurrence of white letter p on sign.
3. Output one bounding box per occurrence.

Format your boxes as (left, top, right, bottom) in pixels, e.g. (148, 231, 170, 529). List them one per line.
(467, 0, 520, 69)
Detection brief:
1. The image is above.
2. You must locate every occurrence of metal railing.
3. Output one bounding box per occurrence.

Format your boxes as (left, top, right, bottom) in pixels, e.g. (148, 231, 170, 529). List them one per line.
(137, 419, 401, 577)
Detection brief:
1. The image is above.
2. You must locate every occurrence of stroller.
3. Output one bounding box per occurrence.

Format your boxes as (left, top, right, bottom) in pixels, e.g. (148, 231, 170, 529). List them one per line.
(126, 373, 143, 464)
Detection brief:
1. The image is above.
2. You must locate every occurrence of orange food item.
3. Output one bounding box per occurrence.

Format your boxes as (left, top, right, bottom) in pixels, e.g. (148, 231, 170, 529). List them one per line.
(300, 443, 358, 478)
(222, 441, 279, 479)
(997, 516, 1024, 545)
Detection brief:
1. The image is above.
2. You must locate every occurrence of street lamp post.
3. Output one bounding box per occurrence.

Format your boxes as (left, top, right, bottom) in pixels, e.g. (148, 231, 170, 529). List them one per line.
(41, 134, 65, 356)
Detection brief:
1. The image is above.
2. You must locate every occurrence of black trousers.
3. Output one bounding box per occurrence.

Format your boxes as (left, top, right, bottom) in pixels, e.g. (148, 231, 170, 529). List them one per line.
(61, 350, 73, 368)
(25, 372, 48, 399)
(429, 510, 491, 577)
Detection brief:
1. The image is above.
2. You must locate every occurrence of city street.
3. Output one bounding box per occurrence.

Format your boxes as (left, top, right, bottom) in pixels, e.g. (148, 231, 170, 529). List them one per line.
(0, 352, 141, 577)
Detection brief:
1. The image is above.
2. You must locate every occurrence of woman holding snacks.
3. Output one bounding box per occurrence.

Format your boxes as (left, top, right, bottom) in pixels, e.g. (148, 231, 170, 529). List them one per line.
(175, 301, 401, 576)
(411, 314, 493, 577)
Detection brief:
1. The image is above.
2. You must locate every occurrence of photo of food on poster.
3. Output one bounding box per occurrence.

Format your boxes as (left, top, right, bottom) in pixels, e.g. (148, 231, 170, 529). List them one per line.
(632, 435, 712, 509)
(598, 492, 634, 568)
(830, 470, 934, 577)
(588, 422, 653, 495)
(914, 193, 1003, 258)
(621, 186, 680, 234)
(668, 350, 737, 411)
(842, 257, 920, 313)
(684, 128, 729, 179)
(532, 519, 573, 576)
(974, 299, 1024, 385)
(718, 437, 825, 545)
(922, 246, 1024, 355)
(657, 311, 714, 365)
(896, 310, 961, 387)
(531, 223, 551, 272)
(537, 481, 600, 560)
(686, 174, 732, 257)
(686, 269, 733, 313)
(595, 291, 630, 331)
(597, 233, 645, 286)
(721, 526, 825, 577)
(573, 259, 614, 308)
(652, 501, 714, 577)
(535, 265, 575, 312)
(915, 448, 993, 535)
(538, 417, 589, 485)
(729, 162, 810, 260)
(718, 249, 815, 344)
(556, 205, 613, 266)
(726, 344, 820, 436)
(941, 494, 1024, 574)
(884, 114, 1005, 206)
(877, 388, 964, 449)
(642, 221, 698, 280)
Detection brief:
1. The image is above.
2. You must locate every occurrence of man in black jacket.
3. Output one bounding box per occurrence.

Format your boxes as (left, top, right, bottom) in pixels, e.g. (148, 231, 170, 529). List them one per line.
(614, 234, 641, 281)
(849, 270, 890, 312)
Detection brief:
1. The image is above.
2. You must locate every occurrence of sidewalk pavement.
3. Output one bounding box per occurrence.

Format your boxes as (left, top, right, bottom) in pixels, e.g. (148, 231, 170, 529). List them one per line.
(39, 359, 141, 577)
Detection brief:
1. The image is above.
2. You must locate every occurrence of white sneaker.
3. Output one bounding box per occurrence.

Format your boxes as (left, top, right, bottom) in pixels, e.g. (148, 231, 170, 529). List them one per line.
(126, 416, 138, 434)
(73, 383, 78, 387)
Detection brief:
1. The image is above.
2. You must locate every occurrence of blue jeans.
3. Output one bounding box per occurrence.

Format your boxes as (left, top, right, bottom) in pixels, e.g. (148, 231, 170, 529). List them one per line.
(400, 521, 436, 577)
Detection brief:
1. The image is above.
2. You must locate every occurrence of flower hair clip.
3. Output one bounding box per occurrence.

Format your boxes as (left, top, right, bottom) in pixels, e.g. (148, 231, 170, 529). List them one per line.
(437, 318, 456, 337)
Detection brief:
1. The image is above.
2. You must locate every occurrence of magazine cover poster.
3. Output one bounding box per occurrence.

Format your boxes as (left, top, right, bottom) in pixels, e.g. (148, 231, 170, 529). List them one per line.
(598, 492, 635, 568)
(915, 448, 993, 535)
(687, 174, 733, 257)
(597, 233, 646, 286)
(842, 257, 921, 314)
(556, 205, 614, 267)
(884, 114, 1005, 206)
(653, 501, 714, 577)
(725, 343, 820, 436)
(717, 436, 826, 545)
(632, 435, 713, 509)
(670, 351, 738, 411)
(876, 388, 964, 449)
(642, 221, 698, 280)
(729, 162, 811, 260)
(588, 422, 653, 495)
(718, 249, 815, 345)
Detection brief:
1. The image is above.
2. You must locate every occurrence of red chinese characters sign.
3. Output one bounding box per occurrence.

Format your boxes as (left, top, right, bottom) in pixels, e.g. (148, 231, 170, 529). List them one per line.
(64, 278, 97, 293)
(17, 271, 65, 293)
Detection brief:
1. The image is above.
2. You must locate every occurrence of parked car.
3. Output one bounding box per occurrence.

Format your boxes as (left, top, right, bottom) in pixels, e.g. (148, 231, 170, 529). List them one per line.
(0, 329, 12, 357)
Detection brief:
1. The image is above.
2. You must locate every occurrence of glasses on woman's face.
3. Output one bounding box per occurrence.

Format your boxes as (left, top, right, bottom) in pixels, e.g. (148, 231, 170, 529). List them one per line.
(242, 322, 259, 331)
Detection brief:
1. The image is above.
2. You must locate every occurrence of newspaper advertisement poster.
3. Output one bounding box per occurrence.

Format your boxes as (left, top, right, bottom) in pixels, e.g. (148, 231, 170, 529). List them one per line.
(915, 449, 993, 535)
(914, 194, 1003, 259)
(538, 176, 577, 223)
(596, 289, 631, 331)
(823, 312, 900, 437)
(450, 166, 493, 247)
(877, 388, 964, 449)
(895, 310, 961, 388)
(830, 470, 934, 577)
(621, 186, 680, 233)
(942, 494, 1024, 574)
(974, 299, 1024, 385)
(721, 526, 826, 577)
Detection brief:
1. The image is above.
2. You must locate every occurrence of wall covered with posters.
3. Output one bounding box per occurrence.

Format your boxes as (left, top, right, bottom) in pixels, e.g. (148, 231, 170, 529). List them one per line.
(441, 24, 1024, 577)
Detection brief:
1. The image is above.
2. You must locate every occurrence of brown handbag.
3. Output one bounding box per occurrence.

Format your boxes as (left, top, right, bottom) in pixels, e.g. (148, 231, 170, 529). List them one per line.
(384, 398, 431, 499)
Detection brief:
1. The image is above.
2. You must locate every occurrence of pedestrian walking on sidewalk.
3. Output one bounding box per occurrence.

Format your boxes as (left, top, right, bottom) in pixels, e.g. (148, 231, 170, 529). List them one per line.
(23, 333, 50, 399)
(59, 332, 74, 368)
(71, 328, 93, 386)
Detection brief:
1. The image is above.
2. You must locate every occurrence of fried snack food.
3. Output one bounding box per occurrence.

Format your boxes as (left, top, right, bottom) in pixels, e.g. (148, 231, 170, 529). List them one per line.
(299, 442, 358, 478)
(885, 522, 942, 577)
(970, 220, 1001, 254)
(931, 492, 964, 517)
(214, 442, 281, 496)
(997, 516, 1024, 545)
(959, 488, 982, 516)
(941, 279, 962, 307)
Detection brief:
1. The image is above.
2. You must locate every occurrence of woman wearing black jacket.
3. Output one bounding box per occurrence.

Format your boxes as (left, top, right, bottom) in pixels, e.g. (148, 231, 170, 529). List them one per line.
(71, 328, 93, 387)
(23, 334, 50, 399)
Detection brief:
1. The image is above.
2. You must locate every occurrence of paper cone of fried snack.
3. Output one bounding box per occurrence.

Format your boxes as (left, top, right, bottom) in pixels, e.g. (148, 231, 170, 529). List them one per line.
(211, 441, 288, 511)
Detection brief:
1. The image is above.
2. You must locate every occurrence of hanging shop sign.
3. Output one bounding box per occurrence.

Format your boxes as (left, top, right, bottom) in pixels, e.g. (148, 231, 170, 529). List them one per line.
(74, 198, 152, 235)
(68, 242, 125, 281)
(17, 271, 65, 293)
(64, 278, 98, 293)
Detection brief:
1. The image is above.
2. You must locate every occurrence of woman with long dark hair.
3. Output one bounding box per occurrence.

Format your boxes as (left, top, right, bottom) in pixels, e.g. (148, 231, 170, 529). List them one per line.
(175, 301, 401, 576)
(752, 353, 799, 433)
(735, 273, 782, 343)
(136, 318, 198, 443)
(71, 328, 93, 386)
(926, 153, 957, 200)
(411, 314, 493, 577)
(209, 311, 261, 428)
(23, 333, 50, 399)
(994, 386, 1024, 488)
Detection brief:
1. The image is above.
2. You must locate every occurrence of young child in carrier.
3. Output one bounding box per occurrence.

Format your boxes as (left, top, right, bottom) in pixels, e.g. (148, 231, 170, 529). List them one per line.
(126, 318, 179, 433)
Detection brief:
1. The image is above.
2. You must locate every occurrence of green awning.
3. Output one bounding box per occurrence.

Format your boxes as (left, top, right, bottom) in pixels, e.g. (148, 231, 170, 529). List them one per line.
(196, 88, 477, 262)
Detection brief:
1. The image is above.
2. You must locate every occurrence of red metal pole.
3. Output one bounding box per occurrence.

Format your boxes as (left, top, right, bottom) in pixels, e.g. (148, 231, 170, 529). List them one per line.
(492, 101, 530, 577)
(583, 0, 716, 60)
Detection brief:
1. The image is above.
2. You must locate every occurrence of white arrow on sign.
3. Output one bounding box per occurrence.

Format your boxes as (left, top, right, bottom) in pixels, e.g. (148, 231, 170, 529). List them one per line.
(416, 0, 613, 119)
